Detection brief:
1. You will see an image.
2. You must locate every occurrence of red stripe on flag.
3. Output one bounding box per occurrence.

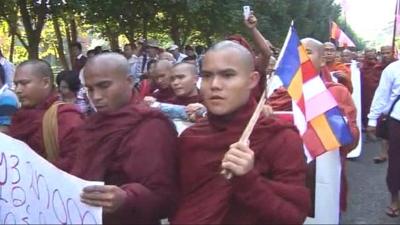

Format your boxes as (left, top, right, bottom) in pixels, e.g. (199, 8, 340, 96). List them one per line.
(301, 60, 318, 82)
(303, 123, 327, 158)
(297, 95, 306, 115)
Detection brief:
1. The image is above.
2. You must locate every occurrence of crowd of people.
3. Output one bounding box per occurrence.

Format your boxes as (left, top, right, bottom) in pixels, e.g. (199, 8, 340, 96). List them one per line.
(0, 11, 399, 224)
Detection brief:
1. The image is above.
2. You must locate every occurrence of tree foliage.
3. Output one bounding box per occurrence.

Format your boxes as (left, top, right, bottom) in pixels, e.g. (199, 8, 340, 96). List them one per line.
(0, 0, 365, 61)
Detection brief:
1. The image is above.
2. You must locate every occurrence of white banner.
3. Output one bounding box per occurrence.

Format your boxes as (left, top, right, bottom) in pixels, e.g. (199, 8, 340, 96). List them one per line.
(0, 133, 103, 224)
(347, 60, 363, 158)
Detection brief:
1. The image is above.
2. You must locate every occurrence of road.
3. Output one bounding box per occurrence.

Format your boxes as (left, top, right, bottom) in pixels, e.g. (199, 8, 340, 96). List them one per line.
(341, 135, 400, 224)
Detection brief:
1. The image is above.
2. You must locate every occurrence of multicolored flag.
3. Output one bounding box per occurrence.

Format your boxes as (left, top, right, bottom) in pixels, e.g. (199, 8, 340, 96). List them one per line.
(330, 21, 356, 48)
(275, 24, 353, 158)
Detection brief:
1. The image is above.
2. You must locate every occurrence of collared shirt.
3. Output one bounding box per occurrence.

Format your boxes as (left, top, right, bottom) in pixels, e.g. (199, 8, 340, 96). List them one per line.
(368, 60, 400, 126)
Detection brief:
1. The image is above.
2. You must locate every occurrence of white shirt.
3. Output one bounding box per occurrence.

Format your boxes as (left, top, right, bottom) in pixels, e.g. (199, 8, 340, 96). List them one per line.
(368, 60, 400, 126)
(176, 53, 187, 63)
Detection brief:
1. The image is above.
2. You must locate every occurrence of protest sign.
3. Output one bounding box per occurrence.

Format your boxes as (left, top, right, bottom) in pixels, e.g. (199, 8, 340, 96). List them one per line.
(0, 133, 103, 224)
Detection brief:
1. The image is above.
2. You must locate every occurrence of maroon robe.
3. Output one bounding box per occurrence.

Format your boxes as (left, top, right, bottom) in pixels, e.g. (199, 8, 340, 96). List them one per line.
(65, 96, 178, 224)
(168, 93, 202, 106)
(7, 93, 83, 165)
(360, 59, 396, 127)
(151, 87, 175, 103)
(267, 81, 359, 212)
(172, 99, 310, 224)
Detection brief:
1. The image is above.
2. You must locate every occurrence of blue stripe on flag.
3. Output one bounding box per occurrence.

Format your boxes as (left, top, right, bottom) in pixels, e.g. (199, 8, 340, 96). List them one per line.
(324, 107, 353, 146)
(275, 27, 301, 87)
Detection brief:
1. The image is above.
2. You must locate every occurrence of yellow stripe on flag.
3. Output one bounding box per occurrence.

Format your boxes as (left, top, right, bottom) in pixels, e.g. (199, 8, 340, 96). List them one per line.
(298, 45, 309, 64)
(287, 68, 303, 101)
(310, 114, 341, 150)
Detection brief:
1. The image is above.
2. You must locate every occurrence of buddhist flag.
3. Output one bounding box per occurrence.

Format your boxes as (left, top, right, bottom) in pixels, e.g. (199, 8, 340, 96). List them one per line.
(330, 21, 356, 48)
(275, 24, 353, 158)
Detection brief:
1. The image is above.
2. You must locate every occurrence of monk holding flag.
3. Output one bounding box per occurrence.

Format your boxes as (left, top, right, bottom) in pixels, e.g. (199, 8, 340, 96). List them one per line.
(171, 41, 310, 224)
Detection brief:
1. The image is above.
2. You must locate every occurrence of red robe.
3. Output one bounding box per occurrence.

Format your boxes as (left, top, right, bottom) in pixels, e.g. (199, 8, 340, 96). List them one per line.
(7, 93, 83, 165)
(65, 96, 178, 224)
(168, 93, 202, 106)
(151, 87, 175, 103)
(266, 81, 359, 211)
(172, 99, 310, 224)
(360, 60, 396, 127)
(322, 63, 353, 93)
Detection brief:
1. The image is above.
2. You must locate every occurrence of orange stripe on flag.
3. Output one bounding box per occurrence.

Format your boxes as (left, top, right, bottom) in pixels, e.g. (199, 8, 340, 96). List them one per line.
(298, 45, 309, 64)
(310, 114, 341, 150)
(287, 68, 303, 101)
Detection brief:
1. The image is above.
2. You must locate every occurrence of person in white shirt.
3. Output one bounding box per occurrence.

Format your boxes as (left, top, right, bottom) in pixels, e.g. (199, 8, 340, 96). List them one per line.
(123, 43, 139, 82)
(168, 45, 187, 63)
(367, 60, 400, 217)
(0, 49, 15, 88)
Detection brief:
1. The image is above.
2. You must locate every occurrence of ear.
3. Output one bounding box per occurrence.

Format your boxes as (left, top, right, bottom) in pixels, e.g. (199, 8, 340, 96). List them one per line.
(41, 76, 52, 89)
(248, 71, 260, 89)
(126, 75, 134, 89)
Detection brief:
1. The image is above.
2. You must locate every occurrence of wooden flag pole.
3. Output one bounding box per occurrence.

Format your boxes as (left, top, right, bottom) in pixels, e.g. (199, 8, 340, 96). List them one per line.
(221, 74, 272, 179)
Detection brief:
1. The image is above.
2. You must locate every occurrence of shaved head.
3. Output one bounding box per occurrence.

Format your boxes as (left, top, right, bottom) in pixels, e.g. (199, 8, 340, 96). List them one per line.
(208, 40, 254, 72)
(16, 59, 54, 85)
(172, 62, 197, 76)
(85, 53, 130, 78)
(381, 45, 394, 63)
(301, 38, 324, 71)
(83, 53, 134, 112)
(153, 60, 173, 90)
(323, 42, 336, 50)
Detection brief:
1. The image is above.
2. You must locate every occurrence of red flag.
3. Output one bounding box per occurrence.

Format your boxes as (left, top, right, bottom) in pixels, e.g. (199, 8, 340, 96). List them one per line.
(330, 21, 356, 48)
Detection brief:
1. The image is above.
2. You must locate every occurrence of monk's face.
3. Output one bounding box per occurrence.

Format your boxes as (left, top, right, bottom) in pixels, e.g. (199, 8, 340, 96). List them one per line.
(201, 48, 259, 116)
(364, 50, 377, 65)
(341, 51, 352, 64)
(84, 63, 133, 113)
(170, 64, 198, 97)
(153, 63, 172, 90)
(14, 65, 51, 108)
(323, 43, 336, 63)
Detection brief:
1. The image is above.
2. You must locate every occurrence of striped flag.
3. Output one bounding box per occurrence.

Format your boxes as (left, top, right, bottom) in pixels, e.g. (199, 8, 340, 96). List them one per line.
(330, 21, 356, 48)
(275, 24, 353, 158)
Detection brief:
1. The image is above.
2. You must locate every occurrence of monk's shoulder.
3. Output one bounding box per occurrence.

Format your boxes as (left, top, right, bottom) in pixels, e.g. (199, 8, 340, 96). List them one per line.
(57, 103, 82, 115)
(179, 118, 211, 138)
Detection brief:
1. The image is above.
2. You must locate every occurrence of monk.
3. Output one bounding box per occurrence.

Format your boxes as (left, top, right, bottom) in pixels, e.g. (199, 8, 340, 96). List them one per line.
(65, 53, 178, 224)
(322, 42, 353, 93)
(8, 59, 83, 167)
(171, 41, 310, 224)
(363, 46, 396, 163)
(268, 38, 359, 212)
(361, 48, 379, 127)
(169, 62, 201, 106)
(150, 60, 175, 102)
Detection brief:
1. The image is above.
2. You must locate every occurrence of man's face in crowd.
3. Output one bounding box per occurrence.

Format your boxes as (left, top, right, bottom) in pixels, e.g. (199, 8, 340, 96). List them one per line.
(341, 51, 352, 64)
(200, 48, 258, 115)
(72, 46, 81, 57)
(84, 59, 133, 113)
(381, 46, 393, 63)
(323, 43, 336, 63)
(170, 64, 198, 97)
(153, 61, 172, 90)
(14, 65, 51, 108)
(123, 45, 134, 59)
(364, 50, 377, 65)
(147, 47, 158, 58)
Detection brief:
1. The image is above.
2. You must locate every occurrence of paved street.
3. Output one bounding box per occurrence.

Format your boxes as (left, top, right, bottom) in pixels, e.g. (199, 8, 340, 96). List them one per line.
(341, 135, 400, 224)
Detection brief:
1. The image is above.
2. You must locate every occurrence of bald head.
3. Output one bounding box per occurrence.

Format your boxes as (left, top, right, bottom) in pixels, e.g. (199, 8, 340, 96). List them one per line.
(207, 40, 254, 72)
(301, 38, 324, 71)
(85, 53, 130, 78)
(83, 53, 134, 112)
(159, 51, 176, 63)
(341, 49, 353, 63)
(153, 60, 174, 90)
(322, 42, 337, 63)
(16, 59, 54, 85)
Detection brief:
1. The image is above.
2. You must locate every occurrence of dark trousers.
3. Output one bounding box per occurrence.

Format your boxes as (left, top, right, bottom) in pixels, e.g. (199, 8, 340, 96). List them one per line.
(387, 118, 400, 194)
